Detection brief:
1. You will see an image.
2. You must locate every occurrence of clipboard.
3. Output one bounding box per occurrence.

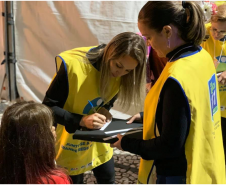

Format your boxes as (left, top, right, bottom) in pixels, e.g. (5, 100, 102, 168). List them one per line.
(72, 118, 143, 143)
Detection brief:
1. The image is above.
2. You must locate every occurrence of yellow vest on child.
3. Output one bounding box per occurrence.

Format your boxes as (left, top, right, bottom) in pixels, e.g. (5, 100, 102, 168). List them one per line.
(138, 47, 225, 184)
(201, 23, 226, 118)
(54, 46, 120, 175)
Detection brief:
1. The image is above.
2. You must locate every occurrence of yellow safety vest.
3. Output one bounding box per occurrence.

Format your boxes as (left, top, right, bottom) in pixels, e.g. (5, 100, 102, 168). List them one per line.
(201, 23, 226, 118)
(215, 1, 226, 6)
(138, 47, 225, 184)
(54, 46, 120, 175)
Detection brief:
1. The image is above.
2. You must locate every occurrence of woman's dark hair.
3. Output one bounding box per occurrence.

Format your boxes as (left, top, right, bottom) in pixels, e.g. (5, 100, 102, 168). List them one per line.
(138, 1, 206, 46)
(0, 101, 70, 183)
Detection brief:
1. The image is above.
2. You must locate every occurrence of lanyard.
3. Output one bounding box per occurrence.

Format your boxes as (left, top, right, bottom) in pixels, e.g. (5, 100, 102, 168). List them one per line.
(214, 36, 226, 62)
(168, 45, 194, 62)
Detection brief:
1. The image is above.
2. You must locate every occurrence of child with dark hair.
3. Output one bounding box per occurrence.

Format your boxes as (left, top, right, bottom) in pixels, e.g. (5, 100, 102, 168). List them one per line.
(0, 101, 71, 184)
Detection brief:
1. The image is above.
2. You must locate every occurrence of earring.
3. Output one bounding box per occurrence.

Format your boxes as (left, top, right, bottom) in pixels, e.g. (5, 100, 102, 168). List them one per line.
(167, 38, 170, 48)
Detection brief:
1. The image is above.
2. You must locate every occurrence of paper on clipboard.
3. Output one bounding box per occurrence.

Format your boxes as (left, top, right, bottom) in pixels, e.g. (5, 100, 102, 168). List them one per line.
(217, 72, 223, 77)
(105, 128, 133, 134)
(72, 118, 143, 143)
(100, 119, 112, 131)
(103, 129, 143, 141)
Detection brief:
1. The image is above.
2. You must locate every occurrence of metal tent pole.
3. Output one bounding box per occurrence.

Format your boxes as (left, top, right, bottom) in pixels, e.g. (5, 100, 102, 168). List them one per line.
(2, 1, 17, 101)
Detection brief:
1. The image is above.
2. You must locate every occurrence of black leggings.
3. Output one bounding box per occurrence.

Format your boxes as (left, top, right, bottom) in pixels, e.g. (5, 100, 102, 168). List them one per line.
(70, 157, 115, 184)
(221, 117, 226, 164)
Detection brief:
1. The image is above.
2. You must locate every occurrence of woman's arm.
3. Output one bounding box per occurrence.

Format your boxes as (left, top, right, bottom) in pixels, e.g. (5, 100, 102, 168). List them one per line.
(121, 78, 190, 160)
(42, 62, 83, 133)
(43, 61, 112, 133)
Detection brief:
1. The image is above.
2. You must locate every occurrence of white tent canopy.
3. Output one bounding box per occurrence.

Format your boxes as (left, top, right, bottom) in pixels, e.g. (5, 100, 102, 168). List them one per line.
(13, 1, 147, 104)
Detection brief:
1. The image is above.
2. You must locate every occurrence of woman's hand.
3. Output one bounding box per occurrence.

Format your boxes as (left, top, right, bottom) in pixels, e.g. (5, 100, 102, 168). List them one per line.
(110, 134, 123, 150)
(126, 113, 142, 124)
(80, 113, 106, 129)
(218, 71, 226, 85)
(97, 107, 112, 122)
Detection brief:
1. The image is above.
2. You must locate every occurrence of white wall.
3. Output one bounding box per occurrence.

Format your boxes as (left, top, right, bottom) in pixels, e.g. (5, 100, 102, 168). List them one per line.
(14, 1, 147, 103)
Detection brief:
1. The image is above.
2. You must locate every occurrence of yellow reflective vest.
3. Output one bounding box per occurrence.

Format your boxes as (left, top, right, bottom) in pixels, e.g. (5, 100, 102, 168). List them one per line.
(138, 47, 225, 184)
(53, 46, 120, 175)
(201, 23, 226, 118)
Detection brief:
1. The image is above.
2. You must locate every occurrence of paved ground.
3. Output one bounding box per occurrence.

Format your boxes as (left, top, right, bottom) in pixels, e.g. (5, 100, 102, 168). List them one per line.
(0, 101, 140, 184)
(84, 148, 140, 184)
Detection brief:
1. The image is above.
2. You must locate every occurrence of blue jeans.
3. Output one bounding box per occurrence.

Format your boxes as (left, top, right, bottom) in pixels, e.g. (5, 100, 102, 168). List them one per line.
(156, 175, 186, 184)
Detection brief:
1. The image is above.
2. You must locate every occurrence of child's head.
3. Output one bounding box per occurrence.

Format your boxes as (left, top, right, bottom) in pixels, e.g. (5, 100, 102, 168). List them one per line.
(210, 3, 226, 40)
(0, 101, 56, 183)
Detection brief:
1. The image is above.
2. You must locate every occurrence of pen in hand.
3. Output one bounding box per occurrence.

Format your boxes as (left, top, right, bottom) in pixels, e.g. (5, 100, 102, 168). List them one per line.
(88, 100, 97, 113)
(88, 100, 107, 125)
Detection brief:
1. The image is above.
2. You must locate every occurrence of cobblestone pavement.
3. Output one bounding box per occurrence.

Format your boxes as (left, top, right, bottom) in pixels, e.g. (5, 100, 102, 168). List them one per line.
(84, 148, 140, 184)
(0, 102, 140, 184)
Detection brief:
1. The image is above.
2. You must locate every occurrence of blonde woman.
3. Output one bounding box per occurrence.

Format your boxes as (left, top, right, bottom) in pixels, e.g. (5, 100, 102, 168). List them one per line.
(43, 32, 146, 183)
(201, 4, 226, 164)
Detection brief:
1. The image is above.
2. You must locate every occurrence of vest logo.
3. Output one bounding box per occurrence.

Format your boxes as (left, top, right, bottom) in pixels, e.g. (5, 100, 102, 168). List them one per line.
(216, 55, 226, 63)
(82, 97, 104, 114)
(87, 162, 92, 167)
(208, 74, 218, 119)
(71, 167, 78, 171)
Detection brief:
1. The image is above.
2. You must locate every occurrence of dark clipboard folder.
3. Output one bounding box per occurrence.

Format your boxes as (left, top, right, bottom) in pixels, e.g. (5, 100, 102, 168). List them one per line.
(72, 118, 143, 144)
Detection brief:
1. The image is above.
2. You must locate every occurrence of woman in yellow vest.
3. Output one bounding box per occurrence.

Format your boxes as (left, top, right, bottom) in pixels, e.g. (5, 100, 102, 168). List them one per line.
(112, 2, 225, 184)
(42, 32, 146, 183)
(201, 3, 226, 166)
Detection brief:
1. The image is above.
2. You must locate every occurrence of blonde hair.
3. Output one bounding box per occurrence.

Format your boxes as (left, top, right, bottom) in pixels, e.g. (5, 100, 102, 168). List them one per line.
(87, 32, 147, 110)
(211, 3, 226, 22)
